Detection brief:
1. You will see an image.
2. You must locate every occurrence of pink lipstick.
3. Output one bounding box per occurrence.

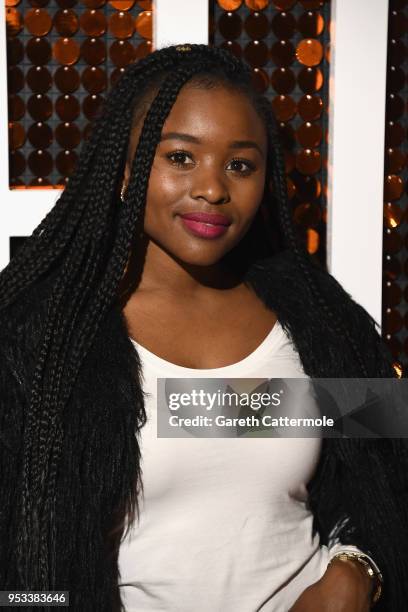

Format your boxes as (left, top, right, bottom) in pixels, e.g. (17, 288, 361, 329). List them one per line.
(178, 212, 231, 239)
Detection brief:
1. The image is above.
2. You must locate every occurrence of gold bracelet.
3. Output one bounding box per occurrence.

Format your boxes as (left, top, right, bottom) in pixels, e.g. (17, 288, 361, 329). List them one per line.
(328, 551, 383, 605)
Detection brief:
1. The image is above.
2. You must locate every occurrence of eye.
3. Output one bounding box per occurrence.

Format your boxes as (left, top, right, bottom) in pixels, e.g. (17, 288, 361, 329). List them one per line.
(166, 150, 194, 167)
(227, 158, 256, 176)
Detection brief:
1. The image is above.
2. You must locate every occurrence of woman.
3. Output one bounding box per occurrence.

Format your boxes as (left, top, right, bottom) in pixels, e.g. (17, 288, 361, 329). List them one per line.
(0, 44, 407, 611)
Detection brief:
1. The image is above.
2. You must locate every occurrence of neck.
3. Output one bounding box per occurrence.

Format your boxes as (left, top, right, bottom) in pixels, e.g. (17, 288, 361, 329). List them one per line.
(118, 235, 244, 302)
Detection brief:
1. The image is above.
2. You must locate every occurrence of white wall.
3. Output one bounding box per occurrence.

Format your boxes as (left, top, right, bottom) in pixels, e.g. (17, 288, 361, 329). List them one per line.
(327, 0, 389, 328)
(154, 0, 208, 49)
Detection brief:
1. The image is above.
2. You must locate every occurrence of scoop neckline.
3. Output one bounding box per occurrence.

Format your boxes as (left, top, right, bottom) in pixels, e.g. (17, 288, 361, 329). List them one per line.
(129, 319, 282, 375)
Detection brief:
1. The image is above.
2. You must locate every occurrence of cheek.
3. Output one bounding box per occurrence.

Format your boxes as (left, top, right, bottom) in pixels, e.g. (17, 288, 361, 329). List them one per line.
(253, 167, 267, 200)
(232, 173, 267, 221)
(144, 165, 187, 224)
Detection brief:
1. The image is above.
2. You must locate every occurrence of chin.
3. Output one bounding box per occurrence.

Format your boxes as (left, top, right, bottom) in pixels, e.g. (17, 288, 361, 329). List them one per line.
(176, 249, 226, 267)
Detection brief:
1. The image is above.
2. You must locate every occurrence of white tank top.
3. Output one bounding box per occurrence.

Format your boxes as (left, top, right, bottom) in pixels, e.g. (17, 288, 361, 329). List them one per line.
(117, 320, 363, 611)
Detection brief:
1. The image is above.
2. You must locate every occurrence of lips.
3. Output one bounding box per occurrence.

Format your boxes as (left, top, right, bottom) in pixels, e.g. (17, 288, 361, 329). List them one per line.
(178, 212, 232, 226)
(178, 212, 231, 240)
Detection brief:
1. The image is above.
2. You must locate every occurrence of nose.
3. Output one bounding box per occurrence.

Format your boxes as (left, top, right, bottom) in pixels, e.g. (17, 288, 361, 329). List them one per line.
(189, 164, 230, 205)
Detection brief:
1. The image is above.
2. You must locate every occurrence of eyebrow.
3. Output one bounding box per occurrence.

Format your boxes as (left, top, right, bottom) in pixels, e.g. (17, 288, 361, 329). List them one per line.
(160, 131, 265, 158)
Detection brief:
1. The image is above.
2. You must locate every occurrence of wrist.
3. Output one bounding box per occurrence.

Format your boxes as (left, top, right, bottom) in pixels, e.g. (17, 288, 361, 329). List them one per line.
(326, 557, 375, 600)
(329, 557, 374, 592)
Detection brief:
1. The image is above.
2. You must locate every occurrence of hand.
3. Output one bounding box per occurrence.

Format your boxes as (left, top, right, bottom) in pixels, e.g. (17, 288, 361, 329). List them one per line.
(288, 557, 374, 612)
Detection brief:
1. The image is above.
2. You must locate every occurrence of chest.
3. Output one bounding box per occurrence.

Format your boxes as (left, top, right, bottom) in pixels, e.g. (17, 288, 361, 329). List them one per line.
(123, 288, 278, 369)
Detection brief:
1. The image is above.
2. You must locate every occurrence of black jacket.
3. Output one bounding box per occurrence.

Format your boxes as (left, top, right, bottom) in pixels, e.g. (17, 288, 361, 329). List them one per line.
(1, 248, 407, 611)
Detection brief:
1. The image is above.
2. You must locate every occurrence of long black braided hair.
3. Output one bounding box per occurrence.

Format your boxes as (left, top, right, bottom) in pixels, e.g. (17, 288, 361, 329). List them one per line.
(0, 43, 371, 594)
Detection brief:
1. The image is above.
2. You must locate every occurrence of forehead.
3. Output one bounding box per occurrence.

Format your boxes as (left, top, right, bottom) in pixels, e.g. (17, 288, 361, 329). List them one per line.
(161, 83, 267, 149)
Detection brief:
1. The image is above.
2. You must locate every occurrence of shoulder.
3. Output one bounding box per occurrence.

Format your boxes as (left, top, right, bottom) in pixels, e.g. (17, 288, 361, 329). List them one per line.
(246, 249, 397, 378)
(246, 247, 367, 319)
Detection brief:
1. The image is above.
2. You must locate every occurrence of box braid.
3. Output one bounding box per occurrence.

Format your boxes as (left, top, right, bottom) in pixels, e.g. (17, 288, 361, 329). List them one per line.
(263, 111, 370, 378)
(0, 43, 370, 591)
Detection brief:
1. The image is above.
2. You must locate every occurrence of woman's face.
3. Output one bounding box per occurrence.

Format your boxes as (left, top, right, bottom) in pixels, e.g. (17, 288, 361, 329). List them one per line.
(124, 81, 268, 267)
